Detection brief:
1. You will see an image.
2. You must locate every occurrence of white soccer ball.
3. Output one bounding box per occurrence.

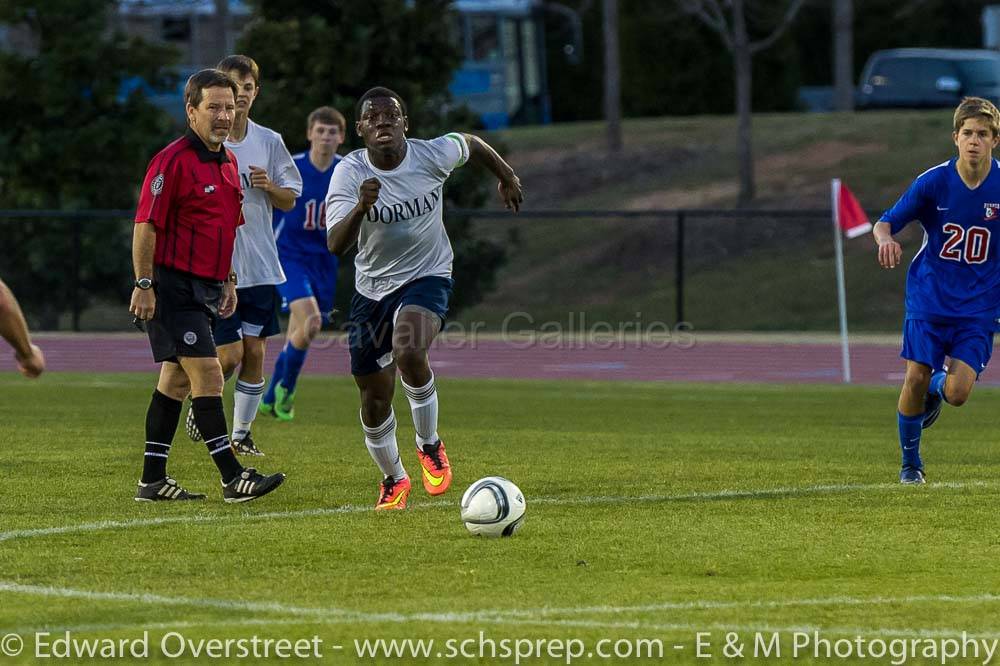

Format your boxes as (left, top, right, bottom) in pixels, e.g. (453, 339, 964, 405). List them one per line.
(460, 476, 526, 537)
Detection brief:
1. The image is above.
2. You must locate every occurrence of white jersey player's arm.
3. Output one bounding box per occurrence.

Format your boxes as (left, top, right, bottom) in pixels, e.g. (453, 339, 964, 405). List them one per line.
(253, 135, 302, 212)
(461, 133, 523, 212)
(326, 163, 380, 257)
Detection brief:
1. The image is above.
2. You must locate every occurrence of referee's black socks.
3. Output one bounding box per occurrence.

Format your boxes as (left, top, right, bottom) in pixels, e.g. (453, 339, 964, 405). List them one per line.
(142, 390, 182, 483)
(190, 395, 243, 483)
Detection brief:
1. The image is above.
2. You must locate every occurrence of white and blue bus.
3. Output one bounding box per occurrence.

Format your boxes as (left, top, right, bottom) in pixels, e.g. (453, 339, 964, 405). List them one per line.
(449, 0, 551, 129)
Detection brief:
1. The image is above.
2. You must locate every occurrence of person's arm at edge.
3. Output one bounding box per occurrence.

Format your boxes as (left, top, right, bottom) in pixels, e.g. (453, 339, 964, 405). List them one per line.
(0, 279, 45, 378)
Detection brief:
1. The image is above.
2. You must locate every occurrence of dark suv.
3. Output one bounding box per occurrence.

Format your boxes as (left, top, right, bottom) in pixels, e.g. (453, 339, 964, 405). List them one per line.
(857, 48, 1000, 109)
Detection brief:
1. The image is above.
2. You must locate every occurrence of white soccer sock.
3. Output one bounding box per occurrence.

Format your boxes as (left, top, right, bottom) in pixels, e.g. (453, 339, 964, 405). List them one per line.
(362, 409, 407, 480)
(401, 372, 439, 448)
(233, 379, 265, 440)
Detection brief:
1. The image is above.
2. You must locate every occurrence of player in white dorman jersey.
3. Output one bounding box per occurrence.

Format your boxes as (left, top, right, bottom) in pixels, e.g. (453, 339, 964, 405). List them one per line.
(184, 55, 302, 457)
(326, 86, 522, 510)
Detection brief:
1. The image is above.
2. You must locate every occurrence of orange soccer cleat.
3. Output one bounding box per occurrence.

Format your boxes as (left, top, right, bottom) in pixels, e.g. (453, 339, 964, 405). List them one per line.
(415, 440, 452, 496)
(375, 475, 411, 510)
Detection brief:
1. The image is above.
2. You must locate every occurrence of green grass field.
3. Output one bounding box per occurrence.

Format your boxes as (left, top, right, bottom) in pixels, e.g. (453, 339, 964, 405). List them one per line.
(3, 372, 1000, 664)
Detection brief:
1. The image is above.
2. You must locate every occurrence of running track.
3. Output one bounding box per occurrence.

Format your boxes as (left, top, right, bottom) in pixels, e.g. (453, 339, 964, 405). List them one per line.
(4, 333, 990, 386)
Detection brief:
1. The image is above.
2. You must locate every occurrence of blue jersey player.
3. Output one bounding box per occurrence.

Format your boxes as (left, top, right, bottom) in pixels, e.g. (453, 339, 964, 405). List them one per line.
(262, 107, 345, 420)
(875, 97, 1000, 485)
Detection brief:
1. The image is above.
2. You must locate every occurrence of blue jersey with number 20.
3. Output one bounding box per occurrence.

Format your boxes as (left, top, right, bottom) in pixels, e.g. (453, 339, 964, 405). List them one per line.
(881, 158, 1000, 325)
(274, 153, 341, 257)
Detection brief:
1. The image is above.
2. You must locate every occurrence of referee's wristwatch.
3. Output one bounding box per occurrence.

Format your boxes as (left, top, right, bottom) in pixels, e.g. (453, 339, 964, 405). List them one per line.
(135, 277, 153, 290)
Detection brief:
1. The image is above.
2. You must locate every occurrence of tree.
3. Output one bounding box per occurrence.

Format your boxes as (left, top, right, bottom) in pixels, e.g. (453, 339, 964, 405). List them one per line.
(832, 0, 854, 111)
(239, 0, 507, 316)
(0, 0, 178, 328)
(679, 0, 806, 205)
(602, 0, 622, 153)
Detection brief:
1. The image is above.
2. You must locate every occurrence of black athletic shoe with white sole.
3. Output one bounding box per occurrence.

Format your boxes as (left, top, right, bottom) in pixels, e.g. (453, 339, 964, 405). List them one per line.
(222, 467, 285, 503)
(135, 476, 206, 502)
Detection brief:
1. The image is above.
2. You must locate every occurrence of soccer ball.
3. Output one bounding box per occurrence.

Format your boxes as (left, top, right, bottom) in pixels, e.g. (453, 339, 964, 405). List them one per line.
(460, 477, 526, 537)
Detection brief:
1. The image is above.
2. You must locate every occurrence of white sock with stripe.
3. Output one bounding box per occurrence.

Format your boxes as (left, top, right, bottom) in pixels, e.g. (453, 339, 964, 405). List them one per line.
(401, 372, 439, 448)
(362, 409, 407, 480)
(233, 379, 265, 440)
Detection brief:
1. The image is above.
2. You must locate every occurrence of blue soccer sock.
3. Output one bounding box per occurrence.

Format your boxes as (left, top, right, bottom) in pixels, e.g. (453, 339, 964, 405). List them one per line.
(263, 348, 288, 405)
(281, 342, 308, 394)
(929, 370, 948, 403)
(898, 412, 924, 469)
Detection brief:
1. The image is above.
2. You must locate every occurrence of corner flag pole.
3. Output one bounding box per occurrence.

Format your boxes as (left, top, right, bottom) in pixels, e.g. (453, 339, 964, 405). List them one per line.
(831, 178, 852, 384)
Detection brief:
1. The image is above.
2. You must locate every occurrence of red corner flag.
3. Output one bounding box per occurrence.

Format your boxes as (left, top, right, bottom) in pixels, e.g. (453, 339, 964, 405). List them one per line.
(833, 179, 872, 239)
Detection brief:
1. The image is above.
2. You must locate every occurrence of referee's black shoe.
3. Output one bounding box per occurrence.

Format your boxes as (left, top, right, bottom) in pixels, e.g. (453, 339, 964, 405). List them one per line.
(135, 477, 206, 502)
(222, 467, 285, 503)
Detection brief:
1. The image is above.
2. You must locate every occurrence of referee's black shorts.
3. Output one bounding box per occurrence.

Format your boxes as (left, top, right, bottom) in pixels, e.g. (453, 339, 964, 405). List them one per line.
(147, 265, 223, 364)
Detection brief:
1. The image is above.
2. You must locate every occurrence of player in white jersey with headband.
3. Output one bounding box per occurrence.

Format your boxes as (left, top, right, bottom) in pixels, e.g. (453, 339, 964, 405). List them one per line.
(326, 86, 522, 510)
(186, 55, 302, 456)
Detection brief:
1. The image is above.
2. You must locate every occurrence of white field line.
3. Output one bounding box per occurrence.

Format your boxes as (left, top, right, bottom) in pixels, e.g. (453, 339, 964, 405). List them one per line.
(5, 581, 1000, 637)
(481, 593, 1000, 619)
(5, 598, 1000, 643)
(1, 479, 994, 544)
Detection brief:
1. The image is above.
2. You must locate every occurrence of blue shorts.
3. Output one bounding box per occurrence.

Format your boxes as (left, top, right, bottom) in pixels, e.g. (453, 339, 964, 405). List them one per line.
(276, 252, 339, 320)
(213, 284, 282, 345)
(901, 318, 995, 375)
(347, 276, 453, 376)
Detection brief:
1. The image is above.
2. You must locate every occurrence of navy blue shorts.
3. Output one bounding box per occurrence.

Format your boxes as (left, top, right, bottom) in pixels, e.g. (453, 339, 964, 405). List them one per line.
(901, 318, 995, 375)
(347, 276, 453, 376)
(276, 252, 339, 320)
(213, 284, 282, 345)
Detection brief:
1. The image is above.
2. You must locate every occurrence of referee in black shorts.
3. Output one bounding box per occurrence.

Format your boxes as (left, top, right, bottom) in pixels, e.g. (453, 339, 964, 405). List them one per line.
(130, 69, 285, 502)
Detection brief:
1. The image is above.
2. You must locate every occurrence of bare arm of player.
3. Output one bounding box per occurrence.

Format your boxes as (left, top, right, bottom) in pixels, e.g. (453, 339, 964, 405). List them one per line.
(249, 166, 297, 212)
(462, 133, 523, 212)
(873, 221, 903, 269)
(0, 279, 45, 378)
(130, 222, 157, 321)
(327, 178, 381, 257)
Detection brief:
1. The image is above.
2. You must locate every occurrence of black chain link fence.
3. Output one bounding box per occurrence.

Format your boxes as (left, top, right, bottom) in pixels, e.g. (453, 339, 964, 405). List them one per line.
(0, 209, 917, 332)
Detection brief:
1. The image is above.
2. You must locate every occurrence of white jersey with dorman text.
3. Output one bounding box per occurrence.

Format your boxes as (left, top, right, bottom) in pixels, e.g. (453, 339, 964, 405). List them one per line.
(225, 118, 303, 287)
(325, 133, 470, 300)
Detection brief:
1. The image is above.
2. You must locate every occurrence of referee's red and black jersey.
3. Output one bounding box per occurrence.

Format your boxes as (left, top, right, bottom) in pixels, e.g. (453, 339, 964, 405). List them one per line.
(135, 129, 244, 281)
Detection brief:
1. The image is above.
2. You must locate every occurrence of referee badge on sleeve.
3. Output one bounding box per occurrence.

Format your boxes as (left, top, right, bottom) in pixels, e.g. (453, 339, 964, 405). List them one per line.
(151, 174, 164, 196)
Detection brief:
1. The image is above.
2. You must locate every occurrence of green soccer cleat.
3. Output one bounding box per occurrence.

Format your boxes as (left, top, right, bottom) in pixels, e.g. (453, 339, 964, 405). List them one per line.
(274, 383, 295, 422)
(259, 398, 276, 418)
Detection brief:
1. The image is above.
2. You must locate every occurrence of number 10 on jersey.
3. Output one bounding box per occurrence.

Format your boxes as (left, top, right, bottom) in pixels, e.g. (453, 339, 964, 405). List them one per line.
(303, 199, 327, 230)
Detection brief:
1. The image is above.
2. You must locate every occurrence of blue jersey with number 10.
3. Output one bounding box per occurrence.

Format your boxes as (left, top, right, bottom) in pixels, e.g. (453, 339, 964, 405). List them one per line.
(274, 152, 342, 256)
(881, 158, 1000, 325)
